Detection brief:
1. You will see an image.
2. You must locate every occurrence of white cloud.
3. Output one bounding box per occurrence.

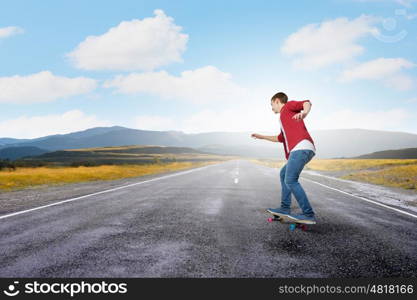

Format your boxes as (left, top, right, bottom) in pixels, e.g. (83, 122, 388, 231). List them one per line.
(181, 109, 253, 132)
(340, 58, 416, 90)
(384, 74, 416, 90)
(133, 102, 280, 134)
(281, 15, 379, 70)
(66, 9, 188, 71)
(341, 58, 415, 80)
(103, 66, 246, 104)
(0, 26, 24, 39)
(0, 71, 97, 103)
(0, 110, 111, 139)
(309, 108, 410, 131)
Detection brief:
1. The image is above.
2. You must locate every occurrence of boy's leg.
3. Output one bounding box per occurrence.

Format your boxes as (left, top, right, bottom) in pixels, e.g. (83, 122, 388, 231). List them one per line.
(284, 150, 315, 217)
(267, 164, 292, 215)
(279, 164, 292, 212)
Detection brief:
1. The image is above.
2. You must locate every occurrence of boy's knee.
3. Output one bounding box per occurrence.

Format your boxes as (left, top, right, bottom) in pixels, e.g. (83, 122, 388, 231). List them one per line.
(284, 177, 299, 187)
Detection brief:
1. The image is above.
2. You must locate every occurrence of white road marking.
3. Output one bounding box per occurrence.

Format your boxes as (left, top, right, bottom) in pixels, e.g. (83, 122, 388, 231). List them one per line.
(0, 163, 220, 221)
(234, 161, 239, 183)
(301, 177, 417, 220)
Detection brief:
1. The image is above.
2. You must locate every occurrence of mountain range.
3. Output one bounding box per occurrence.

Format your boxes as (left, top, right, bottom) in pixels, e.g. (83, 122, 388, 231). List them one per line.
(1, 126, 417, 160)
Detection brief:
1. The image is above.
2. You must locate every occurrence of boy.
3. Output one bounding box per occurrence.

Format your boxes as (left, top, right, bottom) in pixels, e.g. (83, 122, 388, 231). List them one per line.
(251, 92, 316, 224)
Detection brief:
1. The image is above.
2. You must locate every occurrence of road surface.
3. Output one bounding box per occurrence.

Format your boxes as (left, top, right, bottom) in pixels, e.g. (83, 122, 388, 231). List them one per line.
(0, 160, 416, 277)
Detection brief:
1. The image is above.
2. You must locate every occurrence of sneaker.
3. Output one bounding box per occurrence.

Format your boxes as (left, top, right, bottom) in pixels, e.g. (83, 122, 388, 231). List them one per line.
(286, 214, 316, 224)
(266, 207, 291, 217)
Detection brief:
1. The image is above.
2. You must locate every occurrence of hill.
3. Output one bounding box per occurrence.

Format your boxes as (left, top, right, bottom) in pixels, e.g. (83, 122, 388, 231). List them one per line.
(353, 147, 417, 159)
(0, 146, 49, 160)
(2, 126, 417, 159)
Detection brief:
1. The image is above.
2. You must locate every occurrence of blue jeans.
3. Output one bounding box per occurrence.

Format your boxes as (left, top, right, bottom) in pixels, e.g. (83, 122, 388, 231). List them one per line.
(280, 149, 315, 217)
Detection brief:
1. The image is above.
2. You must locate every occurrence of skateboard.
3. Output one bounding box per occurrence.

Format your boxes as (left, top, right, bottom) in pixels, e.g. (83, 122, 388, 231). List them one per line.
(266, 212, 313, 231)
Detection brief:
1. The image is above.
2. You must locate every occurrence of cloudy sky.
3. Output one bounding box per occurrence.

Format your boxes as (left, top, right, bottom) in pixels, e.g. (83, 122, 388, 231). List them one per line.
(1, 0, 417, 138)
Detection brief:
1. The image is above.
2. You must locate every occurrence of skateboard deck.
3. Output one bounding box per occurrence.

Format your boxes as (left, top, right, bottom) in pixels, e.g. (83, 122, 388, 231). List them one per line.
(266, 211, 314, 231)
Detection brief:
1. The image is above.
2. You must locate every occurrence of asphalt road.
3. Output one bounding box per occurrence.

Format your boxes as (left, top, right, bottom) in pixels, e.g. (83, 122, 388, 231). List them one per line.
(0, 159, 416, 277)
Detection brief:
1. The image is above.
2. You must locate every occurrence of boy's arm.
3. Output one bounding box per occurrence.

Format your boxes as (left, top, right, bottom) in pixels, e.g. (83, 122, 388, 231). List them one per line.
(251, 133, 279, 142)
(302, 101, 311, 115)
(260, 133, 284, 143)
(262, 135, 279, 142)
(288, 100, 311, 113)
(292, 101, 312, 120)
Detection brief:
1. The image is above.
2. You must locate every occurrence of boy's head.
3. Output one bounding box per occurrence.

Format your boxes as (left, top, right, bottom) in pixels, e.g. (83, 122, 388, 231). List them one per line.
(270, 92, 288, 114)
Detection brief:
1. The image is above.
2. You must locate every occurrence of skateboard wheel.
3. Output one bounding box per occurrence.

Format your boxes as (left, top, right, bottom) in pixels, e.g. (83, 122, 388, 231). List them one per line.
(300, 224, 307, 231)
(289, 224, 296, 231)
(267, 218, 274, 222)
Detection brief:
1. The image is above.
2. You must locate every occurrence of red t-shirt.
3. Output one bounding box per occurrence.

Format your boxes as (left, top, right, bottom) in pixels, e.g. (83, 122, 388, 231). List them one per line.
(277, 100, 315, 160)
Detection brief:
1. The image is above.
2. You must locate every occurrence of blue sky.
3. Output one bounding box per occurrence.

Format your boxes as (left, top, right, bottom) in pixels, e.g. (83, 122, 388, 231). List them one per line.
(1, 0, 416, 138)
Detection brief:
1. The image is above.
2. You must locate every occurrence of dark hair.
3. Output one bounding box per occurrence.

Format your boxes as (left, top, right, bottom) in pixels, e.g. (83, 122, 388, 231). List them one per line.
(271, 92, 288, 104)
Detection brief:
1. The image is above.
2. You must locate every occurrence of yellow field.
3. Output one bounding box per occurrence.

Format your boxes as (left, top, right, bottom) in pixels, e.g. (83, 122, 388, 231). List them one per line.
(250, 158, 417, 190)
(0, 161, 221, 191)
(307, 159, 417, 171)
(2, 157, 415, 191)
(341, 164, 417, 190)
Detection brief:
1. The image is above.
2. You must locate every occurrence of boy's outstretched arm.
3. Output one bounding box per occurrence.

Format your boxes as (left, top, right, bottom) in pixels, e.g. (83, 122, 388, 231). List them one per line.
(251, 133, 281, 142)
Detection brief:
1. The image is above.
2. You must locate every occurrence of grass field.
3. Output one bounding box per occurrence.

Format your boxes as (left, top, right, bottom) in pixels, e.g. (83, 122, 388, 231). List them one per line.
(251, 158, 417, 190)
(0, 161, 222, 191)
(0, 145, 237, 191)
(340, 163, 417, 190)
(3, 153, 415, 191)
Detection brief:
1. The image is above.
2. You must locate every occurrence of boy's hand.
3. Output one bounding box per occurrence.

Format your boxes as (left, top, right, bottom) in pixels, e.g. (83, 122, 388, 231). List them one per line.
(251, 133, 263, 139)
(292, 112, 307, 121)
